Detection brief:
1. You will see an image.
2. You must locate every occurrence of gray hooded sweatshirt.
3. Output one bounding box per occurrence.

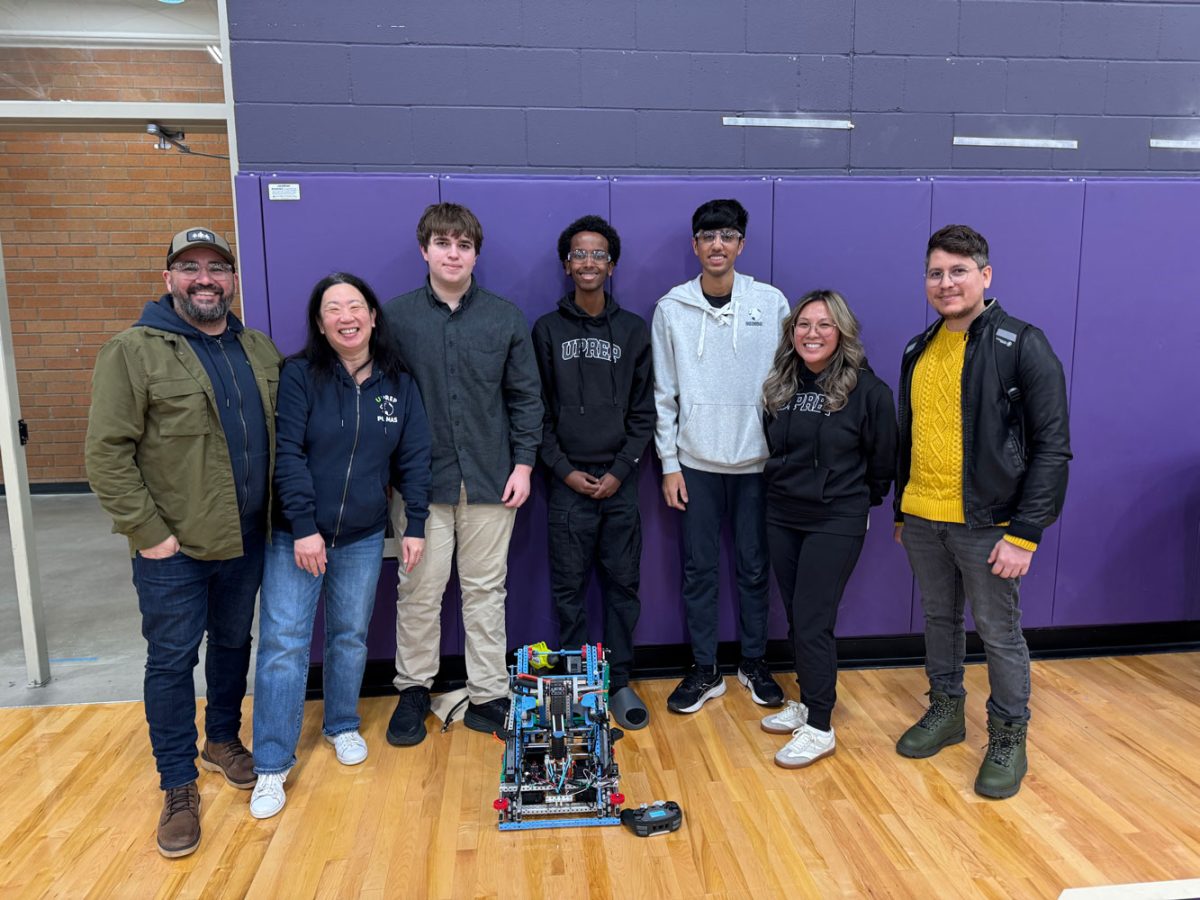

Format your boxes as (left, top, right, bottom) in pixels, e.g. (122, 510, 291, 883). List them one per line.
(651, 272, 790, 475)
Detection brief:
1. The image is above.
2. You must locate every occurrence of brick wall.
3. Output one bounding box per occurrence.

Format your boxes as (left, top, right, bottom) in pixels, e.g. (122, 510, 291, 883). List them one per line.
(0, 47, 224, 102)
(0, 49, 231, 485)
(228, 0, 1200, 174)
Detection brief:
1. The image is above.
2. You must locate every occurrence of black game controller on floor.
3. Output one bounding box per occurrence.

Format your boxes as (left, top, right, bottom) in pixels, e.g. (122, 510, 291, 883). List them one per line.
(620, 801, 683, 837)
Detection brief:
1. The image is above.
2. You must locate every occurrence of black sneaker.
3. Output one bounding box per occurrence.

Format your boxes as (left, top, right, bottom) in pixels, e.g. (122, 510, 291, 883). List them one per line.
(737, 657, 785, 707)
(666, 665, 726, 714)
(464, 697, 510, 735)
(387, 686, 431, 746)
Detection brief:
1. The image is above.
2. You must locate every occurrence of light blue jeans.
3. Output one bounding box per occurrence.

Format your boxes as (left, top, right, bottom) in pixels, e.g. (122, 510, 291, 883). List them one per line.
(253, 529, 384, 774)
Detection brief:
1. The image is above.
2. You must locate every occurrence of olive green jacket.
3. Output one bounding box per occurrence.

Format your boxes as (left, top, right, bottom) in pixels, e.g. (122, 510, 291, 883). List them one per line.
(84, 317, 282, 560)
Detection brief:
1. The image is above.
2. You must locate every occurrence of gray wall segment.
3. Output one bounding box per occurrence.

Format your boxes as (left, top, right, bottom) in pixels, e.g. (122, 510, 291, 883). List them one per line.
(230, 0, 1198, 176)
(744, 126, 851, 170)
(1054, 117, 1152, 171)
(350, 46, 472, 106)
(526, 109, 637, 167)
(1060, 2, 1162, 61)
(958, 1, 1062, 58)
(850, 114, 955, 169)
(747, 0, 854, 54)
(1006, 60, 1107, 117)
(902, 57, 1008, 114)
(794, 55, 852, 112)
(1149, 118, 1200, 171)
(1105, 62, 1200, 116)
(521, 0, 637, 49)
(580, 51, 692, 111)
(229, 42, 350, 104)
(688, 53, 801, 113)
(853, 0, 960, 56)
(236, 105, 412, 167)
(411, 108, 527, 167)
(634, 0, 746, 52)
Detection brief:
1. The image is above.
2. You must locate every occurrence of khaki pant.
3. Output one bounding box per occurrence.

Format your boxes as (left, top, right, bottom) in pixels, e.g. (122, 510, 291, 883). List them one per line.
(390, 483, 516, 703)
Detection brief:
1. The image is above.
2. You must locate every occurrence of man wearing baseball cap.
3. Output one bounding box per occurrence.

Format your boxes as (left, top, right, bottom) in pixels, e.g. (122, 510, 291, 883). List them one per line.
(86, 227, 282, 857)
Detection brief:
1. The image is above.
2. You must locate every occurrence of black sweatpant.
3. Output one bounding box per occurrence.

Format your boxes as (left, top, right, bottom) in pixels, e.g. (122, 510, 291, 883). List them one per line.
(547, 471, 642, 690)
(767, 524, 865, 731)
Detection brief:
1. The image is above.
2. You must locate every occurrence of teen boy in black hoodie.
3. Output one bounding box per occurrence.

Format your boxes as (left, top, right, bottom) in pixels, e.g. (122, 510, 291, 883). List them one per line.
(532, 215, 655, 729)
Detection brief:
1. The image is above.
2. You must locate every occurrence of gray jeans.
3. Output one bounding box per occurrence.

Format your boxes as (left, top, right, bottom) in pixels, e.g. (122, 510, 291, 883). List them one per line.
(901, 515, 1031, 723)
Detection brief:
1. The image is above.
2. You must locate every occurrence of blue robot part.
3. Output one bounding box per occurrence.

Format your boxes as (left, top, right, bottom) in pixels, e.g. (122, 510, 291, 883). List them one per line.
(495, 644, 624, 831)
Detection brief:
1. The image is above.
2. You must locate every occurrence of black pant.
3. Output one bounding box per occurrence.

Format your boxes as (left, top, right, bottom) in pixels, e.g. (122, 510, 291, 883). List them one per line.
(680, 465, 771, 667)
(767, 524, 864, 731)
(547, 472, 642, 690)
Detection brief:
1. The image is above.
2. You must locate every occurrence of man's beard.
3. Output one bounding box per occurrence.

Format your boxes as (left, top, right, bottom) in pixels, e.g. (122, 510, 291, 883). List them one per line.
(173, 285, 232, 324)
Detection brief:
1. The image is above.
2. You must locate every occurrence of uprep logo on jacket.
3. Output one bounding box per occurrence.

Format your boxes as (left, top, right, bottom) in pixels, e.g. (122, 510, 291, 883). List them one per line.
(376, 394, 398, 424)
(560, 337, 622, 362)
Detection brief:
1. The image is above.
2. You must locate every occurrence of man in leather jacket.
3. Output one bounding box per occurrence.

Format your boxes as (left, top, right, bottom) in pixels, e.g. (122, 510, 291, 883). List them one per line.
(892, 224, 1071, 799)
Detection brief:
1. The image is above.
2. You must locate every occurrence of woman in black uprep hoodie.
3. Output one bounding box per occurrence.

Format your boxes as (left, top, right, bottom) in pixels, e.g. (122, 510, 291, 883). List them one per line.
(250, 273, 430, 820)
(758, 289, 896, 770)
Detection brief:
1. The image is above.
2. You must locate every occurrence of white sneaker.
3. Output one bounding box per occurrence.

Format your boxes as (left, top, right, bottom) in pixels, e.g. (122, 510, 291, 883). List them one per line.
(774, 724, 836, 769)
(249, 771, 289, 819)
(326, 730, 368, 766)
(761, 700, 809, 734)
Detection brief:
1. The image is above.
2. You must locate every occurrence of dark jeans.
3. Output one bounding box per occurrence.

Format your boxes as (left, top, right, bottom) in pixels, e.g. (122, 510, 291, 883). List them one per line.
(132, 531, 264, 790)
(547, 471, 641, 690)
(901, 515, 1031, 723)
(767, 524, 864, 731)
(680, 465, 770, 667)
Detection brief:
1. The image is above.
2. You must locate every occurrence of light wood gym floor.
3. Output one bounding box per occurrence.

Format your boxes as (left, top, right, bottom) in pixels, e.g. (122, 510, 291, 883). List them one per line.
(2, 653, 1198, 899)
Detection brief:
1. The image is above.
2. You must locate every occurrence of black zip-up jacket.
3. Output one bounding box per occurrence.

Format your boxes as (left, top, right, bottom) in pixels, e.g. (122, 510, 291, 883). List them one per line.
(531, 293, 655, 484)
(894, 301, 1072, 545)
(384, 278, 542, 505)
(273, 357, 431, 547)
(763, 364, 897, 535)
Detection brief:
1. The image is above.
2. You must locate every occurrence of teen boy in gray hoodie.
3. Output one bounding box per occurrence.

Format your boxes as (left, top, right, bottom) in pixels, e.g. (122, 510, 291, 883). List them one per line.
(652, 198, 790, 715)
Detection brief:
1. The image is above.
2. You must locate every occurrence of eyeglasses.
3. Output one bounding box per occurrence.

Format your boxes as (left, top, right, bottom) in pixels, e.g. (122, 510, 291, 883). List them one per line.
(795, 321, 837, 335)
(171, 261, 235, 277)
(566, 249, 612, 262)
(924, 265, 981, 284)
(694, 229, 743, 244)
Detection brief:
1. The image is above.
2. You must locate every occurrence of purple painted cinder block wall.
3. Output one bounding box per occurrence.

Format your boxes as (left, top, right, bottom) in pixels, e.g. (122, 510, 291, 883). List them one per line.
(229, 0, 1200, 176)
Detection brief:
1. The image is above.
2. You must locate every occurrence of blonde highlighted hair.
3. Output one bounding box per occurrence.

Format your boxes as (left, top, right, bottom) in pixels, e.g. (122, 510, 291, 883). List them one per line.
(762, 290, 865, 415)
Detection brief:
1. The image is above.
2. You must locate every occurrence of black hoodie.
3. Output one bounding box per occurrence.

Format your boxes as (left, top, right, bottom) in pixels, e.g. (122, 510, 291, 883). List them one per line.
(763, 363, 897, 535)
(532, 293, 654, 483)
(136, 295, 269, 532)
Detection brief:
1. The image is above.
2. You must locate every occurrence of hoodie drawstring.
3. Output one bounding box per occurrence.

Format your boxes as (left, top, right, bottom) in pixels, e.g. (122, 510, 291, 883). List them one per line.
(697, 301, 738, 359)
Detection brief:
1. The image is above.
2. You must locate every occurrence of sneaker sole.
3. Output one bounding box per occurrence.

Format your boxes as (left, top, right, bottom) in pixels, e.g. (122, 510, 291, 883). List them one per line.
(386, 721, 427, 747)
(249, 795, 286, 820)
(895, 728, 966, 759)
(667, 678, 727, 714)
(737, 671, 785, 708)
(199, 755, 255, 790)
(157, 835, 201, 858)
(761, 718, 803, 735)
(463, 711, 504, 734)
(774, 744, 836, 769)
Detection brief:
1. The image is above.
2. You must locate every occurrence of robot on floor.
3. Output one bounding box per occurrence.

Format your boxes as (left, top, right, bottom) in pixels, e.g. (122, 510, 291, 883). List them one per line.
(494, 644, 624, 831)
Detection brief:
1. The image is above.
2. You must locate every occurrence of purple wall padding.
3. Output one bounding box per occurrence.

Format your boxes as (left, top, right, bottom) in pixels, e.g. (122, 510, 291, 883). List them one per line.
(1054, 180, 1200, 625)
(236, 174, 1200, 670)
(771, 178, 932, 635)
(923, 179, 1085, 630)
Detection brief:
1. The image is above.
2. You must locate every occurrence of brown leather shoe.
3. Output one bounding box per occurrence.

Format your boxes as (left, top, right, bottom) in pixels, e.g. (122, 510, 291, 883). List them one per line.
(200, 737, 255, 789)
(157, 782, 201, 858)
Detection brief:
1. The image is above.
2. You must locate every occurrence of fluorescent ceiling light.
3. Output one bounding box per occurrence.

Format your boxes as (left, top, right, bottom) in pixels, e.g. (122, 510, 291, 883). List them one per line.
(953, 136, 1077, 150)
(722, 116, 854, 130)
(1150, 138, 1200, 150)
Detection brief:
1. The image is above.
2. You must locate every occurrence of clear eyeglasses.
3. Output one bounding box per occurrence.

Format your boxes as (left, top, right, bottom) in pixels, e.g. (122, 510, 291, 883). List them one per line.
(171, 261, 235, 276)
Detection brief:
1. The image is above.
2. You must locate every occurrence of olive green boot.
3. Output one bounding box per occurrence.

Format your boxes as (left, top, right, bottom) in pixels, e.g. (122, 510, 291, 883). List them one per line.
(974, 714, 1028, 799)
(895, 691, 966, 759)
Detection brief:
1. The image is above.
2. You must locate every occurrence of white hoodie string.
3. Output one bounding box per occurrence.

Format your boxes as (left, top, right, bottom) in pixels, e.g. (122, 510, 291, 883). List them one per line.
(696, 299, 738, 358)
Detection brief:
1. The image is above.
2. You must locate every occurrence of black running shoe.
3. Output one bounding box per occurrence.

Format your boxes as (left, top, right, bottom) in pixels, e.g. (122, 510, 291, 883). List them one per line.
(387, 686, 431, 746)
(666, 665, 726, 714)
(737, 657, 785, 707)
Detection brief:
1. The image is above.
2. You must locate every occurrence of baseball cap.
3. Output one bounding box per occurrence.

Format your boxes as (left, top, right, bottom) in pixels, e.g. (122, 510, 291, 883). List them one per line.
(166, 227, 235, 268)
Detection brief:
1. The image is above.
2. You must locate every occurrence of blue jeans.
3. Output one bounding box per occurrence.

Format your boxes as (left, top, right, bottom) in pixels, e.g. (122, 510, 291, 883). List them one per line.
(253, 529, 384, 775)
(680, 465, 771, 667)
(901, 515, 1031, 723)
(132, 530, 265, 790)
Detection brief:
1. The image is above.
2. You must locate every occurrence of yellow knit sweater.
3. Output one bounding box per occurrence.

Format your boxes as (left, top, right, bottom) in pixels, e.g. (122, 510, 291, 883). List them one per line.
(901, 326, 1037, 551)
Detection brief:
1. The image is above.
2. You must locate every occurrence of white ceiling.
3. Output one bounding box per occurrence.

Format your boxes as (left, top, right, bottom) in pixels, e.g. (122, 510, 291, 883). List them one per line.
(0, 0, 219, 48)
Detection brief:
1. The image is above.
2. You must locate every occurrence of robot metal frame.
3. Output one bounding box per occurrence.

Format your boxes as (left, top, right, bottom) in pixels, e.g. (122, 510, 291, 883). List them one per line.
(494, 644, 624, 831)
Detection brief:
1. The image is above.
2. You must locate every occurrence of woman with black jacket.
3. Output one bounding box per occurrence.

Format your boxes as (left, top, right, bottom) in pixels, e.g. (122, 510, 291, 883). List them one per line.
(250, 273, 431, 819)
(759, 289, 897, 768)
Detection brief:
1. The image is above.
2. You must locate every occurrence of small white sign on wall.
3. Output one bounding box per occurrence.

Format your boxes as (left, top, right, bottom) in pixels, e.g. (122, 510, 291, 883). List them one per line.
(267, 183, 301, 201)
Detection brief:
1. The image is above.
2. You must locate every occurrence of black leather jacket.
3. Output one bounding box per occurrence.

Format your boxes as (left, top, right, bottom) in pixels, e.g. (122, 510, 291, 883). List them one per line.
(895, 301, 1072, 545)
